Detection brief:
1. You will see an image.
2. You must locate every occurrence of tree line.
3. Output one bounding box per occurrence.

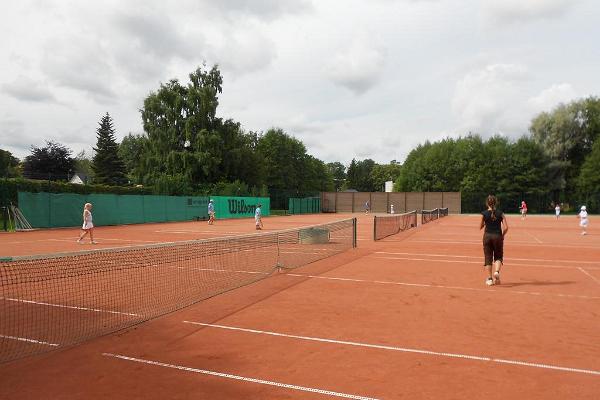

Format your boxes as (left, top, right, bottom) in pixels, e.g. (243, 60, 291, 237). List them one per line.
(1, 64, 599, 210)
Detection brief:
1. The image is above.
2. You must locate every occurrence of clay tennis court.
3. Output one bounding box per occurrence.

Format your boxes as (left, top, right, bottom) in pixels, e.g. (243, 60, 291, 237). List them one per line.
(1, 213, 599, 399)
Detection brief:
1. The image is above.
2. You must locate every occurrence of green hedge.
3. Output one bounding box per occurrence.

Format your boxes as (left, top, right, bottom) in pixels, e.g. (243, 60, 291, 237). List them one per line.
(0, 178, 152, 206)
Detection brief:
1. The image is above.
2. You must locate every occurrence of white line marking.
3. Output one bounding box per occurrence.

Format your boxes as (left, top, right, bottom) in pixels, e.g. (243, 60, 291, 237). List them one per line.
(374, 252, 600, 266)
(524, 231, 544, 244)
(284, 274, 600, 300)
(373, 256, 600, 271)
(183, 321, 600, 376)
(0, 334, 60, 347)
(102, 353, 380, 400)
(578, 268, 600, 285)
(1, 297, 140, 316)
(172, 266, 269, 275)
(408, 239, 600, 250)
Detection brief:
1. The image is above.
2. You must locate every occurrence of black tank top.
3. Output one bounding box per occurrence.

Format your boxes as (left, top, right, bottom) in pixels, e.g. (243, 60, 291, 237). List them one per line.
(482, 210, 503, 234)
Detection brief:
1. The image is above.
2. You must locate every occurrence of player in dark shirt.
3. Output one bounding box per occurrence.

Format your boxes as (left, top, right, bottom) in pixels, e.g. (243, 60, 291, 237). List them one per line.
(479, 195, 509, 286)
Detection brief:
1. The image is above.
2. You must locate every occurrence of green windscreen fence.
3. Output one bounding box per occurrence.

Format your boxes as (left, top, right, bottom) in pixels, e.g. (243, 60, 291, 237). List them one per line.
(288, 197, 321, 214)
(210, 196, 270, 219)
(17, 192, 270, 228)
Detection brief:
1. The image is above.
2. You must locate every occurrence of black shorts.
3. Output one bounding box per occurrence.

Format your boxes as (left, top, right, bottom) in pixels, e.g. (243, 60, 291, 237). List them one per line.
(483, 233, 503, 265)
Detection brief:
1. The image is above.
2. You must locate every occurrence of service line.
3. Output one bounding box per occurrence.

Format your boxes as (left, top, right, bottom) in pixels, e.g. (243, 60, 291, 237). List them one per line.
(183, 321, 600, 377)
(102, 353, 380, 400)
(284, 273, 600, 300)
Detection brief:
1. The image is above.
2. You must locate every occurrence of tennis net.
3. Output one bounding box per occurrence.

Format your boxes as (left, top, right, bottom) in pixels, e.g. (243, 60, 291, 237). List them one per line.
(422, 207, 450, 224)
(373, 210, 417, 240)
(0, 218, 356, 364)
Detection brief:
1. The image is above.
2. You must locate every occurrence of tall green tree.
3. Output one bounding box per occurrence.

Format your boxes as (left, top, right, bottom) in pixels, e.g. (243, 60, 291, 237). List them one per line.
(371, 162, 402, 191)
(119, 133, 148, 183)
(139, 65, 223, 187)
(578, 139, 600, 193)
(326, 162, 346, 191)
(346, 158, 376, 191)
(256, 128, 307, 191)
(23, 141, 75, 180)
(73, 150, 94, 182)
(530, 97, 600, 190)
(0, 149, 20, 178)
(92, 113, 127, 185)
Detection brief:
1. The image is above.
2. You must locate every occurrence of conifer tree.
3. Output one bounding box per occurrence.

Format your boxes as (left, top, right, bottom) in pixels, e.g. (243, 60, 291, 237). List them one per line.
(92, 113, 127, 185)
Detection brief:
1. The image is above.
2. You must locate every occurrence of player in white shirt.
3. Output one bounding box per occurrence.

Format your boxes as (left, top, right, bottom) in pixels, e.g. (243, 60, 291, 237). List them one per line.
(77, 203, 97, 244)
(255, 204, 263, 230)
(555, 204, 561, 219)
(578, 205, 588, 235)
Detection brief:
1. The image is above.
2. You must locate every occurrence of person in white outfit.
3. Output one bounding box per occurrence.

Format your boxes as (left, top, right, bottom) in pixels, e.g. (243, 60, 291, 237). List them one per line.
(77, 203, 97, 244)
(578, 205, 588, 235)
(555, 204, 561, 219)
(255, 204, 263, 230)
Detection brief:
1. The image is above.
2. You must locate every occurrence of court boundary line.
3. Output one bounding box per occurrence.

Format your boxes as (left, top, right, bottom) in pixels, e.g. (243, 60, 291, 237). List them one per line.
(183, 321, 600, 377)
(1, 297, 140, 316)
(102, 353, 380, 400)
(373, 255, 600, 271)
(0, 334, 59, 347)
(578, 268, 600, 285)
(407, 239, 600, 250)
(284, 274, 600, 300)
(374, 252, 600, 266)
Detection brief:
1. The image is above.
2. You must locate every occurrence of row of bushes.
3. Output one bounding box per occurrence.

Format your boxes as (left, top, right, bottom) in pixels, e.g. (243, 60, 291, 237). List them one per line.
(0, 178, 153, 205)
(0, 178, 272, 207)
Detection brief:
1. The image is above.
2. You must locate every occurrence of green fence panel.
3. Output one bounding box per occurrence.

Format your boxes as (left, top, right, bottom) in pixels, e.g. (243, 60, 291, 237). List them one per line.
(185, 196, 210, 220)
(288, 197, 320, 214)
(143, 195, 167, 223)
(212, 196, 270, 219)
(118, 195, 145, 224)
(50, 193, 85, 227)
(17, 192, 270, 228)
(18, 192, 51, 228)
(166, 196, 187, 221)
(86, 194, 121, 226)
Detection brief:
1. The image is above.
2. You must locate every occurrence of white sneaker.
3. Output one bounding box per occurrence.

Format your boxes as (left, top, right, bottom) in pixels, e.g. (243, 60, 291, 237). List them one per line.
(493, 272, 501, 285)
(486, 278, 494, 286)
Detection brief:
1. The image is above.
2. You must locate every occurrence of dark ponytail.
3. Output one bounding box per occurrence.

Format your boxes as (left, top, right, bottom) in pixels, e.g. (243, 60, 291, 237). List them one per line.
(487, 195, 497, 221)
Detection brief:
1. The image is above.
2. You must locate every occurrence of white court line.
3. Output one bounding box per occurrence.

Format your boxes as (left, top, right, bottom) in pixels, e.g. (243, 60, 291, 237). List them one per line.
(154, 230, 247, 234)
(524, 231, 544, 244)
(578, 268, 600, 285)
(284, 274, 600, 300)
(373, 256, 600, 271)
(102, 353, 380, 400)
(375, 252, 600, 266)
(183, 321, 600, 377)
(48, 238, 158, 244)
(0, 334, 59, 347)
(172, 266, 269, 275)
(408, 239, 600, 249)
(1, 297, 140, 316)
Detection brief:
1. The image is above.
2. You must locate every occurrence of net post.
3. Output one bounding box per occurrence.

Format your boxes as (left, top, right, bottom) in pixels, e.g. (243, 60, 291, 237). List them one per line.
(353, 217, 357, 248)
(373, 216, 377, 241)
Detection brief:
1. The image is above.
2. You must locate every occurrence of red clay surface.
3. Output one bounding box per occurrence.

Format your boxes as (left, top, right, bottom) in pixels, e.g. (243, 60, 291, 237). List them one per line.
(1, 213, 599, 399)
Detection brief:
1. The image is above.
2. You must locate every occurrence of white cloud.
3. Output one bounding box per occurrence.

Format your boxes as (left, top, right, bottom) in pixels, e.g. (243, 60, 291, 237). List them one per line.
(194, 0, 314, 21)
(484, 0, 576, 24)
(527, 83, 577, 112)
(2, 77, 56, 103)
(452, 64, 529, 135)
(326, 37, 387, 95)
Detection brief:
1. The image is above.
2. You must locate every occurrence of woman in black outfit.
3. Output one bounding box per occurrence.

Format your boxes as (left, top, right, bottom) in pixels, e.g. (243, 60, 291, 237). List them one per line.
(480, 195, 509, 286)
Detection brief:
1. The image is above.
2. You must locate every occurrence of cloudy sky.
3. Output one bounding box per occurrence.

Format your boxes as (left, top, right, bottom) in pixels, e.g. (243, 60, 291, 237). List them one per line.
(1, 0, 599, 165)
